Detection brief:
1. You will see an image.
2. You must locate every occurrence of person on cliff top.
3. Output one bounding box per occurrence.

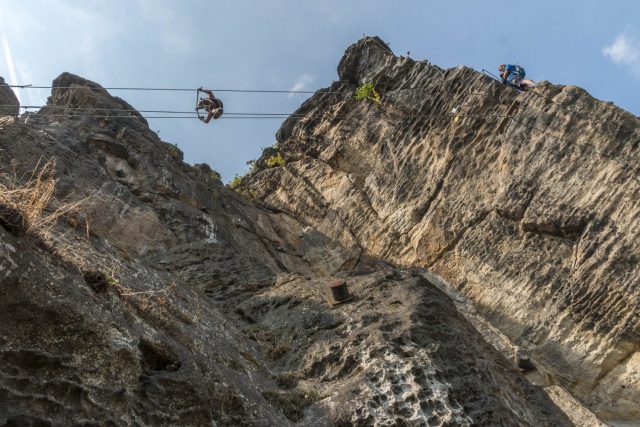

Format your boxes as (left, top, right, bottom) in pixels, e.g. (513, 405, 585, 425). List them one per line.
(498, 64, 536, 90)
(195, 88, 224, 123)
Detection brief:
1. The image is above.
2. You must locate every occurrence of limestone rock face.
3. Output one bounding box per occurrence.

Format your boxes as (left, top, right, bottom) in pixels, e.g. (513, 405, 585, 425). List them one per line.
(0, 225, 288, 426)
(0, 77, 19, 116)
(247, 37, 640, 422)
(229, 271, 571, 426)
(0, 70, 573, 425)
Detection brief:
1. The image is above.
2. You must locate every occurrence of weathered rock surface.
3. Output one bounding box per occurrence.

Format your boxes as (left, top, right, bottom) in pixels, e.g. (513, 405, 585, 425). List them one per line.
(0, 70, 573, 425)
(246, 37, 640, 423)
(0, 77, 19, 116)
(0, 226, 289, 426)
(225, 270, 571, 426)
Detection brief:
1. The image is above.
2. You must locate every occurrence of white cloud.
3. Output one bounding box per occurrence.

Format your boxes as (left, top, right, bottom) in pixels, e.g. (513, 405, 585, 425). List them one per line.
(603, 34, 640, 77)
(288, 74, 315, 98)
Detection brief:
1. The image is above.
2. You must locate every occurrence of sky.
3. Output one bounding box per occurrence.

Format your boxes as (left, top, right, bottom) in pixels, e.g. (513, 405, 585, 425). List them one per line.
(1, 0, 639, 182)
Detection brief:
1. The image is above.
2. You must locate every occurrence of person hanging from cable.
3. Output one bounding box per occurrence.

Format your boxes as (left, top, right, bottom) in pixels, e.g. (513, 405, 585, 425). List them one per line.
(195, 87, 224, 123)
(498, 64, 536, 91)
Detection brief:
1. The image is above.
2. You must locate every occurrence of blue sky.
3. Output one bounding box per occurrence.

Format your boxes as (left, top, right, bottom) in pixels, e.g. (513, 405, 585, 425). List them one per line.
(1, 0, 639, 181)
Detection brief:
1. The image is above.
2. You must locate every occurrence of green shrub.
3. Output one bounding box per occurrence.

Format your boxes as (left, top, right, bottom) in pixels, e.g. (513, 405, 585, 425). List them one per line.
(355, 82, 381, 104)
(266, 153, 285, 168)
(106, 276, 120, 286)
(167, 143, 182, 159)
(229, 174, 242, 189)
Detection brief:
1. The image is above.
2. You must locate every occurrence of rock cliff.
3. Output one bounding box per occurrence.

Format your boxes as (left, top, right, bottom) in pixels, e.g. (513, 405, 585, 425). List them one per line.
(0, 68, 574, 425)
(0, 77, 19, 117)
(246, 37, 640, 424)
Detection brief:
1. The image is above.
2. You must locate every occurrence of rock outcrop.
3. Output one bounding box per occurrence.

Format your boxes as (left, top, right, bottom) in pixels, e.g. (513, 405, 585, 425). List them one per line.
(0, 71, 573, 425)
(246, 37, 640, 423)
(0, 77, 19, 116)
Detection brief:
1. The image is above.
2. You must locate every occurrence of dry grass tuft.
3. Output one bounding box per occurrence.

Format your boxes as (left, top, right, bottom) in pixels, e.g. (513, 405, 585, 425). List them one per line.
(0, 157, 85, 236)
(0, 116, 15, 129)
(111, 276, 178, 314)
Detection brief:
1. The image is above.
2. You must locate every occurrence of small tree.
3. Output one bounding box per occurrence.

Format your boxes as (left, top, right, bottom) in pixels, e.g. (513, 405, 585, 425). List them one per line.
(355, 82, 381, 104)
(266, 153, 285, 168)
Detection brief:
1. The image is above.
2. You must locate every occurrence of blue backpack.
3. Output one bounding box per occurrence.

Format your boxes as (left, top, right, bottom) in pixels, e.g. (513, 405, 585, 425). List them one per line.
(514, 65, 526, 77)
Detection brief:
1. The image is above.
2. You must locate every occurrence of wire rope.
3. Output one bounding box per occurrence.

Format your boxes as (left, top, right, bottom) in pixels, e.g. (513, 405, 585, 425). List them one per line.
(17, 112, 511, 120)
(7, 84, 341, 94)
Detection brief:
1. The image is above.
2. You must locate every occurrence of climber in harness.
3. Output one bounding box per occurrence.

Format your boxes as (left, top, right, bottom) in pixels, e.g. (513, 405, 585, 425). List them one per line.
(195, 88, 224, 123)
(498, 64, 536, 91)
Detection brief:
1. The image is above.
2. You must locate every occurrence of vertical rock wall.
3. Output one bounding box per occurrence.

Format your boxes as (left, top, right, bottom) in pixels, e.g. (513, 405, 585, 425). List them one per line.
(246, 37, 640, 422)
(0, 77, 19, 116)
(0, 70, 573, 425)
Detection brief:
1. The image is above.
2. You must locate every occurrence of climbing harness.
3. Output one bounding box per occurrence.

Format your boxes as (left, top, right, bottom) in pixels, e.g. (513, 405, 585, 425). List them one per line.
(194, 89, 204, 121)
(481, 69, 525, 92)
(195, 88, 224, 122)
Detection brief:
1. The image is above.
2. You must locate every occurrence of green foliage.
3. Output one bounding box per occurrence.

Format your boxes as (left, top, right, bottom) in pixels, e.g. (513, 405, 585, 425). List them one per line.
(266, 153, 285, 168)
(166, 143, 182, 160)
(355, 82, 381, 104)
(229, 174, 242, 189)
(106, 276, 119, 286)
(209, 170, 221, 181)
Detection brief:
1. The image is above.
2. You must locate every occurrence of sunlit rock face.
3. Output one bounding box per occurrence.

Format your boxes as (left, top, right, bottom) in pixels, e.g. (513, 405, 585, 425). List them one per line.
(247, 36, 640, 423)
(0, 68, 570, 426)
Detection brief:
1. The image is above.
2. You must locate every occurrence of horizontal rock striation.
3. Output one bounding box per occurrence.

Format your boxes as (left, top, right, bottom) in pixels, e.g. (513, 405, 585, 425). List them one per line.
(247, 37, 640, 422)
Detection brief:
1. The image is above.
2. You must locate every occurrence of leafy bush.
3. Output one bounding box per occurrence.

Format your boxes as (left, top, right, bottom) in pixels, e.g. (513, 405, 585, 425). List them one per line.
(229, 174, 242, 189)
(355, 82, 381, 104)
(166, 143, 182, 160)
(266, 153, 285, 168)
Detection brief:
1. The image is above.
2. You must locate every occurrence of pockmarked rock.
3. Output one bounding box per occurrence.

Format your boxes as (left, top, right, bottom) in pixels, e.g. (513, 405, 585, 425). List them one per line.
(247, 36, 640, 423)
